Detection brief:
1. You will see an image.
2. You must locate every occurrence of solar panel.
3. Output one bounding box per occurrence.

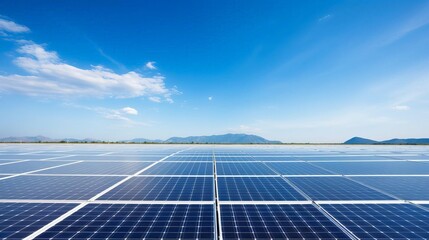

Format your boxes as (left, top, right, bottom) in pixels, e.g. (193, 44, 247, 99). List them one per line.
(165, 155, 213, 161)
(0, 175, 124, 200)
(99, 177, 214, 201)
(288, 177, 394, 200)
(352, 176, 429, 200)
(216, 162, 276, 175)
(0, 203, 77, 239)
(215, 156, 255, 161)
(37, 162, 153, 175)
(141, 162, 213, 175)
(0, 161, 73, 174)
(57, 155, 162, 161)
(36, 204, 215, 239)
(218, 177, 306, 201)
(322, 204, 429, 239)
(313, 161, 429, 175)
(265, 162, 333, 175)
(221, 204, 351, 239)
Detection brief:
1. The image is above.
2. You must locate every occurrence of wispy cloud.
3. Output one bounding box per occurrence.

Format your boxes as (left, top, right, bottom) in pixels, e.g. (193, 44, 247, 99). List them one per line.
(318, 14, 332, 22)
(0, 17, 30, 34)
(0, 19, 176, 102)
(145, 61, 157, 70)
(121, 107, 138, 115)
(392, 105, 410, 111)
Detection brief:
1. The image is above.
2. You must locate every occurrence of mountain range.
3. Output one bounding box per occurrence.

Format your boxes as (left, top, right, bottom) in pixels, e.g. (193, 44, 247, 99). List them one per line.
(0, 134, 281, 144)
(344, 137, 429, 144)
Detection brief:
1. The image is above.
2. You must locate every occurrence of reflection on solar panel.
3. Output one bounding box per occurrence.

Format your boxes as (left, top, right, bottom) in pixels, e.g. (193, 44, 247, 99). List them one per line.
(99, 177, 214, 201)
(218, 177, 306, 201)
(313, 161, 429, 175)
(352, 176, 429, 200)
(36, 204, 215, 239)
(141, 162, 213, 175)
(216, 163, 276, 175)
(0, 203, 76, 239)
(0, 161, 72, 174)
(288, 177, 394, 200)
(0, 175, 124, 200)
(38, 162, 153, 175)
(0, 144, 428, 239)
(322, 204, 429, 239)
(265, 162, 333, 175)
(221, 204, 351, 239)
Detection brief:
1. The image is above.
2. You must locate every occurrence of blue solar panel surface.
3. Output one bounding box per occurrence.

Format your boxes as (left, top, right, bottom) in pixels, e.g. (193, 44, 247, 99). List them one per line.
(99, 177, 214, 201)
(218, 177, 306, 201)
(221, 204, 351, 239)
(0, 144, 428, 239)
(0, 203, 77, 239)
(288, 177, 394, 200)
(322, 204, 429, 239)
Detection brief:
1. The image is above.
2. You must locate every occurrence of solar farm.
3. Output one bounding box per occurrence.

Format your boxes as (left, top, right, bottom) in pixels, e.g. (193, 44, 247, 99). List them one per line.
(0, 144, 429, 239)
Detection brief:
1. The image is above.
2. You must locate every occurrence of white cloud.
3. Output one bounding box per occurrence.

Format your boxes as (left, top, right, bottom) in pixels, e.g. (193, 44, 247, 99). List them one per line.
(122, 107, 138, 115)
(318, 14, 332, 22)
(208, 96, 213, 101)
(148, 96, 161, 103)
(145, 61, 157, 70)
(0, 42, 175, 101)
(0, 18, 30, 33)
(392, 105, 410, 111)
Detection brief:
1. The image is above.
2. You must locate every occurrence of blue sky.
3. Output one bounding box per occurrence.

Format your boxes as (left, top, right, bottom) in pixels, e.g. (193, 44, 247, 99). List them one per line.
(0, 0, 428, 142)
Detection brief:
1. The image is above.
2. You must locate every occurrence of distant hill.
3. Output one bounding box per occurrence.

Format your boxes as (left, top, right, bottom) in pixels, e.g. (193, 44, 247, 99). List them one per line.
(0, 136, 101, 143)
(344, 137, 429, 145)
(122, 138, 163, 143)
(164, 134, 281, 144)
(344, 137, 378, 144)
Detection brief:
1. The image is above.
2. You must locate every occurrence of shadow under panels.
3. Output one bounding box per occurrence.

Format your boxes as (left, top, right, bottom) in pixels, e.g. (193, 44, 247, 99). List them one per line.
(312, 161, 429, 175)
(37, 162, 154, 175)
(0, 175, 124, 200)
(0, 161, 74, 174)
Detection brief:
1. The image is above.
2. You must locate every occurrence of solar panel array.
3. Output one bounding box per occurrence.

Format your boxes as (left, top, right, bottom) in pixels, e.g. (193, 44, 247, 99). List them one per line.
(0, 144, 429, 239)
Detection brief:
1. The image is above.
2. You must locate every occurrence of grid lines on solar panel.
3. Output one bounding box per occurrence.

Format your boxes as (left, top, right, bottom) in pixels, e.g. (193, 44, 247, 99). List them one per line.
(0, 175, 124, 200)
(36, 204, 215, 239)
(218, 177, 306, 201)
(141, 162, 213, 175)
(216, 162, 276, 175)
(0, 203, 77, 239)
(288, 177, 394, 200)
(221, 204, 351, 239)
(99, 177, 214, 201)
(313, 161, 429, 175)
(36, 161, 153, 175)
(322, 204, 429, 239)
(56, 155, 162, 161)
(0, 161, 73, 174)
(215, 156, 255, 161)
(351, 177, 429, 200)
(164, 155, 213, 161)
(295, 155, 391, 161)
(265, 162, 333, 175)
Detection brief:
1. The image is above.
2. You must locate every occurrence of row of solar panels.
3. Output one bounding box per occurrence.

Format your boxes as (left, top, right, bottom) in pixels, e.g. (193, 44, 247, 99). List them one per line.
(1, 175, 428, 200)
(1, 202, 428, 239)
(1, 160, 429, 175)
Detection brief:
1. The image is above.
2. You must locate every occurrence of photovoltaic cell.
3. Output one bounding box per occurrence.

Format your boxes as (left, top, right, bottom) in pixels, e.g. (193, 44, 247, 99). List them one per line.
(221, 204, 351, 239)
(218, 177, 306, 201)
(216, 162, 276, 175)
(215, 156, 255, 161)
(313, 161, 429, 175)
(36, 204, 215, 239)
(165, 155, 213, 162)
(38, 162, 153, 175)
(288, 177, 394, 200)
(0, 203, 77, 239)
(322, 204, 429, 239)
(0, 175, 124, 200)
(99, 177, 214, 201)
(0, 161, 72, 174)
(265, 162, 333, 175)
(351, 177, 429, 200)
(57, 155, 162, 161)
(141, 162, 213, 175)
